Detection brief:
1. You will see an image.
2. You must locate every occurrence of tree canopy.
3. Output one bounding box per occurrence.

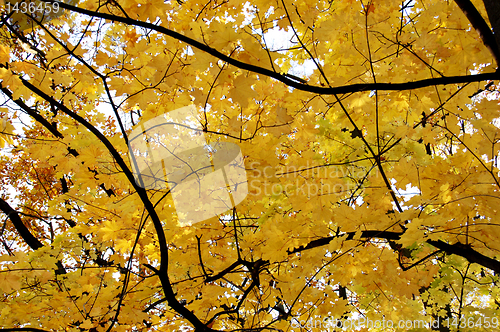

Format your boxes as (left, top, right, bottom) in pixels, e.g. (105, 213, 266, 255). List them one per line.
(0, 0, 500, 331)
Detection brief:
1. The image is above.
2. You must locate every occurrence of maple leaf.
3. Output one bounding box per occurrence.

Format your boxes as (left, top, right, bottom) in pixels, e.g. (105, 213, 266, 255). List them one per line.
(0, 45, 9, 63)
(229, 74, 257, 108)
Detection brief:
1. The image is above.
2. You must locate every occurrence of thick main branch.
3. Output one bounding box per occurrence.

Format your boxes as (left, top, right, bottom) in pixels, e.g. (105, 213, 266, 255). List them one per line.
(454, 0, 500, 67)
(289, 230, 500, 274)
(43, 1, 500, 95)
(16, 77, 213, 331)
(0, 197, 43, 250)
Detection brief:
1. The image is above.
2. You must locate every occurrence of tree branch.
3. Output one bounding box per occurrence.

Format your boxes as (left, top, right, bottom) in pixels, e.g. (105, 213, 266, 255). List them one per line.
(427, 240, 500, 274)
(454, 0, 500, 67)
(287, 230, 401, 255)
(288, 230, 500, 274)
(0, 197, 43, 250)
(0, 197, 67, 274)
(42, 1, 500, 95)
(0, 86, 63, 139)
(482, 0, 500, 56)
(17, 73, 213, 331)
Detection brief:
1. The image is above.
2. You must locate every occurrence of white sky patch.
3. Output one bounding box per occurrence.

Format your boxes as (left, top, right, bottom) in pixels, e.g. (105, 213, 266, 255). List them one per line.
(391, 178, 421, 204)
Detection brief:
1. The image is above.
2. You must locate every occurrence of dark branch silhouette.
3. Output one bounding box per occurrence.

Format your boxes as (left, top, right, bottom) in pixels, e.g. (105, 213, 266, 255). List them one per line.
(288, 230, 500, 274)
(41, 1, 500, 96)
(454, 0, 500, 66)
(0, 197, 43, 250)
